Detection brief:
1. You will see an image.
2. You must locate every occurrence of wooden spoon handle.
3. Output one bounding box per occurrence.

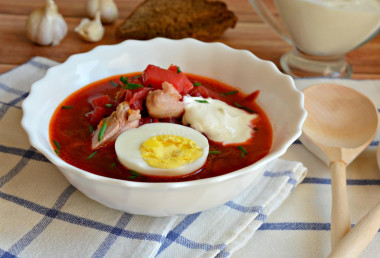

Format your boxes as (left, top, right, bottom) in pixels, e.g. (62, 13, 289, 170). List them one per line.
(329, 199, 380, 257)
(330, 161, 351, 249)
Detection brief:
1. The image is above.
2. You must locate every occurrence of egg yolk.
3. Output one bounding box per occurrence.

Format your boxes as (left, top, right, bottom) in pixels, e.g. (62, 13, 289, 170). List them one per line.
(140, 135, 203, 169)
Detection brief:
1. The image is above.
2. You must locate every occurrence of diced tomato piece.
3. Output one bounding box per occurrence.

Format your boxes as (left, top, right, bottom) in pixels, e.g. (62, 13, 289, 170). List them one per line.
(130, 77, 142, 85)
(179, 76, 194, 95)
(168, 64, 179, 73)
(189, 85, 222, 100)
(90, 95, 111, 107)
(142, 64, 193, 95)
(124, 90, 133, 101)
(245, 90, 260, 102)
(130, 88, 151, 110)
(86, 106, 107, 124)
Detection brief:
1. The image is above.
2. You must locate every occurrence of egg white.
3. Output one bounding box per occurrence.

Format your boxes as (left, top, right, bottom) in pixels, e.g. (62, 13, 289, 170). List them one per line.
(115, 123, 209, 177)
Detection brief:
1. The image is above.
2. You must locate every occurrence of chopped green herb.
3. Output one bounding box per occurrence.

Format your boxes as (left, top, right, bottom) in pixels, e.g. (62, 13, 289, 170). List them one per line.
(193, 82, 202, 86)
(52, 140, 61, 150)
(238, 145, 248, 154)
(220, 90, 238, 96)
(110, 80, 118, 87)
(195, 100, 209, 104)
(128, 170, 142, 179)
(105, 103, 113, 108)
(209, 150, 221, 154)
(238, 146, 248, 158)
(113, 77, 144, 89)
(148, 83, 153, 87)
(130, 170, 141, 176)
(98, 121, 107, 141)
(54, 149, 60, 156)
(116, 75, 145, 89)
(132, 74, 142, 79)
(87, 151, 98, 160)
(233, 102, 256, 114)
(123, 83, 144, 90)
(61, 105, 73, 109)
(89, 124, 94, 134)
(120, 75, 129, 84)
(242, 106, 255, 114)
(177, 66, 181, 73)
(110, 162, 117, 168)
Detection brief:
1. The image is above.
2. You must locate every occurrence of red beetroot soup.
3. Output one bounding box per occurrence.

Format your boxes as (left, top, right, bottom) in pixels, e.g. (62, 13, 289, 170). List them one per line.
(49, 66, 272, 183)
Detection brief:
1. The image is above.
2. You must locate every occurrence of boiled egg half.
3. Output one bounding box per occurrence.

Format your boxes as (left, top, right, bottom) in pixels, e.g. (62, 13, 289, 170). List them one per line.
(115, 123, 209, 177)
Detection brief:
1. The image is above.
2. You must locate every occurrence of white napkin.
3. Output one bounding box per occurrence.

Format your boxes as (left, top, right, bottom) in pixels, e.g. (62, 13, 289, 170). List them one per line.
(0, 57, 307, 257)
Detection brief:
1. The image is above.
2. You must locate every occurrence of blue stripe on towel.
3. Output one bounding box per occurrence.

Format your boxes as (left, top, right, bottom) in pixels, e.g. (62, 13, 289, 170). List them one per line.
(0, 147, 36, 188)
(302, 177, 380, 185)
(28, 59, 52, 70)
(264, 169, 297, 191)
(172, 235, 226, 252)
(258, 222, 330, 231)
(156, 213, 201, 255)
(287, 178, 298, 186)
(0, 101, 22, 109)
(225, 201, 263, 213)
(256, 213, 267, 222)
(294, 139, 379, 147)
(0, 251, 17, 258)
(5, 186, 76, 256)
(0, 92, 28, 120)
(92, 213, 134, 258)
(0, 191, 165, 242)
(264, 170, 294, 178)
(258, 222, 380, 232)
(0, 145, 49, 163)
(0, 83, 27, 96)
(156, 234, 228, 256)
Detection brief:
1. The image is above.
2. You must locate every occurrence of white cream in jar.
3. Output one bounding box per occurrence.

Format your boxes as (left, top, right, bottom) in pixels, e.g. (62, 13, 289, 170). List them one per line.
(274, 0, 380, 56)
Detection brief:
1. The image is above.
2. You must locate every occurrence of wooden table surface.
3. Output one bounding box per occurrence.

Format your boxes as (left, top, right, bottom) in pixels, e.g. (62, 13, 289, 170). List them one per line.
(0, 0, 379, 79)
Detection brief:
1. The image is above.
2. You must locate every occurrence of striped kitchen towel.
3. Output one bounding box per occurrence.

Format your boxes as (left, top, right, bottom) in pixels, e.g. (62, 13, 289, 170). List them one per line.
(0, 57, 307, 258)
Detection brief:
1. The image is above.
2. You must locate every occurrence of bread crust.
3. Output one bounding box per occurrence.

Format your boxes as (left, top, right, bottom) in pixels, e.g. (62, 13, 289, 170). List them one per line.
(116, 0, 237, 41)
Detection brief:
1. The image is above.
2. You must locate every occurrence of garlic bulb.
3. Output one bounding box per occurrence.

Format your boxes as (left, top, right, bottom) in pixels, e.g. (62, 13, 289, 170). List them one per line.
(75, 11, 104, 42)
(26, 0, 67, 46)
(87, 0, 118, 24)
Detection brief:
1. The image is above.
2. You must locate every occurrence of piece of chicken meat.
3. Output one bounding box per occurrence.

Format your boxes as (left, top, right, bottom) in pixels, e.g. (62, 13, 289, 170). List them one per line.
(146, 81, 184, 118)
(92, 101, 141, 149)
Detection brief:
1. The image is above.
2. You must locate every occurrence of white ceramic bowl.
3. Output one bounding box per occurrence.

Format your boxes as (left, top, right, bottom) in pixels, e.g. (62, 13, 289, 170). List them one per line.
(21, 38, 306, 216)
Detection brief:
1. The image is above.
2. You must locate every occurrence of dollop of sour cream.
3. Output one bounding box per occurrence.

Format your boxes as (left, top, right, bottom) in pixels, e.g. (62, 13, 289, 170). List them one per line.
(182, 96, 258, 145)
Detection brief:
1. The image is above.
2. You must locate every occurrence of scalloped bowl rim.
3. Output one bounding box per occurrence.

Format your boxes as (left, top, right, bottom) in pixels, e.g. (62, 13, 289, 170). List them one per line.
(21, 38, 306, 191)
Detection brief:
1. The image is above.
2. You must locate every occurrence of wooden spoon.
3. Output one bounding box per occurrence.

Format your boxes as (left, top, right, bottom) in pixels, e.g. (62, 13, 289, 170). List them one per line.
(299, 83, 378, 250)
(328, 199, 380, 257)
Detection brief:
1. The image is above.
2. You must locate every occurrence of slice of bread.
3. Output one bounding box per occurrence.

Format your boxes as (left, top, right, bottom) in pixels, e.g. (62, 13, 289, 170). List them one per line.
(116, 0, 237, 41)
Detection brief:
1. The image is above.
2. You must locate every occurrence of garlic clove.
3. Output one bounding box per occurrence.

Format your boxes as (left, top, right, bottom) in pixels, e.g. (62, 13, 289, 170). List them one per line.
(26, 0, 67, 46)
(75, 11, 105, 42)
(87, 0, 119, 24)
